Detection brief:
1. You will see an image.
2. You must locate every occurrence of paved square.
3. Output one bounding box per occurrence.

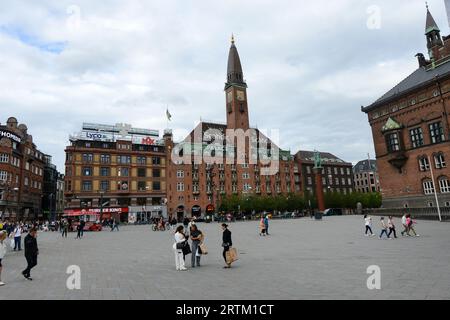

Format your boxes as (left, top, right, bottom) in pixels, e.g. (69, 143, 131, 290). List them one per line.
(0, 216, 449, 300)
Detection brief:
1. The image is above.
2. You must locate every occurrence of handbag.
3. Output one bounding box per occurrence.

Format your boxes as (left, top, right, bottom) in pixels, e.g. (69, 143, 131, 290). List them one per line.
(199, 243, 208, 255)
(182, 242, 192, 255)
(225, 247, 238, 265)
(176, 241, 186, 250)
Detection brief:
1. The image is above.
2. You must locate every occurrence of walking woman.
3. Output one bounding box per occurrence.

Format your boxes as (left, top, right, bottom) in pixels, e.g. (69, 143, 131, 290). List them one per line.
(379, 217, 390, 239)
(221, 224, 232, 268)
(0, 231, 7, 286)
(387, 216, 397, 239)
(190, 224, 203, 268)
(406, 215, 420, 237)
(173, 225, 187, 271)
(62, 219, 68, 238)
(364, 215, 374, 236)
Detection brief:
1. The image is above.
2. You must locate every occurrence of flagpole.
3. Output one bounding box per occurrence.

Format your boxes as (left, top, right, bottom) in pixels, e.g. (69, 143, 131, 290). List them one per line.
(428, 155, 442, 222)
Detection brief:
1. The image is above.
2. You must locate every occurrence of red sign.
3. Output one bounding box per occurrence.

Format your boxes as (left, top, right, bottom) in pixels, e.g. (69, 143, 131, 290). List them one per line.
(63, 207, 129, 216)
(141, 137, 155, 145)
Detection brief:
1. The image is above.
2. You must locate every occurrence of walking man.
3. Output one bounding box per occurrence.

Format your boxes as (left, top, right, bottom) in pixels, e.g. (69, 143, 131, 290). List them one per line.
(22, 228, 38, 280)
(401, 213, 409, 236)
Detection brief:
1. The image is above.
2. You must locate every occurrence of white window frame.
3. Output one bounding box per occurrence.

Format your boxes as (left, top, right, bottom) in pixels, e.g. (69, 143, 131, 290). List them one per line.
(176, 182, 184, 192)
(423, 180, 435, 195)
(434, 154, 446, 169)
(419, 157, 430, 171)
(439, 178, 450, 193)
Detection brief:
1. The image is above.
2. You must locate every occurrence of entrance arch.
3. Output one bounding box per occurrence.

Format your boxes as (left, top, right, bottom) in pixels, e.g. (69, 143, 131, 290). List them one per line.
(176, 205, 185, 221)
(191, 205, 201, 217)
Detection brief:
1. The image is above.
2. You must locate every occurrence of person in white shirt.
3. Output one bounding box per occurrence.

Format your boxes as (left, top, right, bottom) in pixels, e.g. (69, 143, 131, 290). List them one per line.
(0, 231, 7, 286)
(364, 215, 374, 236)
(401, 214, 409, 236)
(173, 226, 187, 271)
(13, 224, 23, 251)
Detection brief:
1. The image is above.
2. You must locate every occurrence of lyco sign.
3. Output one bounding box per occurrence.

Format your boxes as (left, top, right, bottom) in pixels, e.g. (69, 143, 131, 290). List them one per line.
(0, 130, 21, 143)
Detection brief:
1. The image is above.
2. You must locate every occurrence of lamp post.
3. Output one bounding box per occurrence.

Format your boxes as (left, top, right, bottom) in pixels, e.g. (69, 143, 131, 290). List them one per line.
(428, 155, 442, 222)
(99, 191, 105, 223)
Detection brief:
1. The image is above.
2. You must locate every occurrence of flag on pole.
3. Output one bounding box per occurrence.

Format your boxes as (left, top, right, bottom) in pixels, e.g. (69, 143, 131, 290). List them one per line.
(166, 108, 172, 121)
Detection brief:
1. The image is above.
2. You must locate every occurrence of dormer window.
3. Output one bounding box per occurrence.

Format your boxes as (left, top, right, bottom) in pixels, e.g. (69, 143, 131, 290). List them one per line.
(386, 133, 400, 152)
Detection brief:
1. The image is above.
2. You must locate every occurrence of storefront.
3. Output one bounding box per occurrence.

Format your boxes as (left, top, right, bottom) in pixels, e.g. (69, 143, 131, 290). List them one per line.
(63, 207, 129, 222)
(128, 205, 167, 223)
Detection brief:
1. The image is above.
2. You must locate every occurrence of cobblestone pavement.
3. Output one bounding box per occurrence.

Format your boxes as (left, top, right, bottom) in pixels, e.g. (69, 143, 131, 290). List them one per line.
(0, 216, 449, 300)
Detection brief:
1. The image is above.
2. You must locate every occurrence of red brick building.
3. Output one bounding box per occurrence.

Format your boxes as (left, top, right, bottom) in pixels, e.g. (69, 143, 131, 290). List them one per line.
(0, 117, 45, 220)
(362, 6, 450, 208)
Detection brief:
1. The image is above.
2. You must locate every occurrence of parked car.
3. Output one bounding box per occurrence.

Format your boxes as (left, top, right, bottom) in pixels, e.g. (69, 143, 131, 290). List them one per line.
(323, 208, 343, 216)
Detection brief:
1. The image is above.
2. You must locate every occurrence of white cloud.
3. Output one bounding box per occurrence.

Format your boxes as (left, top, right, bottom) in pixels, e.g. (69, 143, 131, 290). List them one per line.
(0, 0, 448, 170)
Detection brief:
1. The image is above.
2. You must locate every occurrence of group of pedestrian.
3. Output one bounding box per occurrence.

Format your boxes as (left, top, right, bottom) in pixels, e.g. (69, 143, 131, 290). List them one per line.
(364, 214, 420, 239)
(0, 226, 39, 286)
(172, 220, 233, 271)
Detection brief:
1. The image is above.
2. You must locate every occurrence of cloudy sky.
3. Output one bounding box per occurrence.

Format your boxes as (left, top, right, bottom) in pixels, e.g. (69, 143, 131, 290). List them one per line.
(1, 0, 449, 171)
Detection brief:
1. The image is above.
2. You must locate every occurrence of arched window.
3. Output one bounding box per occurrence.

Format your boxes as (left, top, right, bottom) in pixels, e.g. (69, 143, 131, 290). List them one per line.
(422, 179, 435, 195)
(418, 156, 430, 171)
(434, 152, 446, 169)
(439, 176, 450, 193)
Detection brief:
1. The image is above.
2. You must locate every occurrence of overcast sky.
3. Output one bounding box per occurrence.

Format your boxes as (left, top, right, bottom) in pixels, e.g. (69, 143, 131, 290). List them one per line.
(1, 0, 449, 171)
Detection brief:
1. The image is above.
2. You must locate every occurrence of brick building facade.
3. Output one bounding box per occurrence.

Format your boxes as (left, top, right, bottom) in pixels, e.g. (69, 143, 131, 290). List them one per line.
(0, 117, 45, 220)
(362, 6, 450, 208)
(64, 123, 167, 222)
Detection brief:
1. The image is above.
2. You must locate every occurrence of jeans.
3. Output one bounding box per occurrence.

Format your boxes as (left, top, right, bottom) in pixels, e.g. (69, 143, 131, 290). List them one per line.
(388, 227, 397, 238)
(22, 254, 37, 277)
(191, 241, 201, 267)
(365, 226, 373, 234)
(14, 236, 21, 250)
(265, 225, 269, 235)
(380, 229, 389, 238)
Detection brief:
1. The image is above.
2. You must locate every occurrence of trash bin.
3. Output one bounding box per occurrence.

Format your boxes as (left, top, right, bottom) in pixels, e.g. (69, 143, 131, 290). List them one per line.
(314, 212, 323, 220)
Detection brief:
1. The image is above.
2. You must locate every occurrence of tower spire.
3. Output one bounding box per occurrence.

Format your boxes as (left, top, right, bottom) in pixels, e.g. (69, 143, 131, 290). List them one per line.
(425, 4, 443, 55)
(425, 3, 440, 34)
(225, 34, 247, 90)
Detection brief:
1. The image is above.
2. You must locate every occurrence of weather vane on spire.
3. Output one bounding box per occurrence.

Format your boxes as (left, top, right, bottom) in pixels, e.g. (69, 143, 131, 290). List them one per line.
(231, 33, 235, 44)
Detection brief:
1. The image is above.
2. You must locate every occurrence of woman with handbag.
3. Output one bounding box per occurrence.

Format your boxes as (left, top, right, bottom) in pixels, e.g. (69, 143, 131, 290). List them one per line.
(221, 224, 232, 268)
(173, 226, 188, 271)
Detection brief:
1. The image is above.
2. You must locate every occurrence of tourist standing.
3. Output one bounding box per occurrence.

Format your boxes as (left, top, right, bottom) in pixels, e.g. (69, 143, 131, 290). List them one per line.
(0, 231, 7, 286)
(61, 219, 68, 238)
(387, 216, 397, 239)
(364, 215, 374, 236)
(75, 221, 83, 239)
(22, 228, 38, 280)
(379, 217, 390, 239)
(190, 224, 203, 268)
(13, 223, 23, 251)
(222, 223, 232, 268)
(111, 219, 119, 231)
(173, 226, 187, 271)
(264, 215, 270, 235)
(259, 217, 266, 236)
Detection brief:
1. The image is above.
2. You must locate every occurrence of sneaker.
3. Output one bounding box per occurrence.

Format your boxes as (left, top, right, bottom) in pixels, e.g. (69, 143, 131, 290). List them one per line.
(0, 281, 5, 286)
(180, 267, 187, 271)
(416, 234, 420, 237)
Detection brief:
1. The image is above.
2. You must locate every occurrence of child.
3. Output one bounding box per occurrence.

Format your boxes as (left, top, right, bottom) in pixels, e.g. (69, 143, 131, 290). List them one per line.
(259, 217, 266, 236)
(364, 215, 374, 236)
(406, 215, 420, 237)
(379, 217, 390, 239)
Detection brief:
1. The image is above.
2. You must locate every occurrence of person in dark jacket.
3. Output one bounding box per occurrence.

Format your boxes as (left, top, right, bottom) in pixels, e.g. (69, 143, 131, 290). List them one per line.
(221, 224, 232, 268)
(22, 228, 38, 280)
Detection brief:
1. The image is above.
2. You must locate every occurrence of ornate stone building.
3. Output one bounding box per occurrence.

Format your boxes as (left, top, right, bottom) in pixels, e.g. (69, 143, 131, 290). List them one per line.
(362, 6, 450, 208)
(0, 117, 45, 220)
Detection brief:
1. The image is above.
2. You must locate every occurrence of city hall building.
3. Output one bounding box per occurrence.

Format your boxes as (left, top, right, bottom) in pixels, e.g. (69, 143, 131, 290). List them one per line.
(64, 122, 168, 222)
(0, 117, 46, 220)
(164, 37, 353, 219)
(362, 7, 450, 208)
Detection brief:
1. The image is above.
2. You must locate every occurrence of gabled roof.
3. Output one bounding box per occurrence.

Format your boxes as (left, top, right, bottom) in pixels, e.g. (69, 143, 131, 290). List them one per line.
(353, 159, 377, 173)
(362, 59, 450, 112)
(296, 150, 351, 165)
(382, 117, 402, 132)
